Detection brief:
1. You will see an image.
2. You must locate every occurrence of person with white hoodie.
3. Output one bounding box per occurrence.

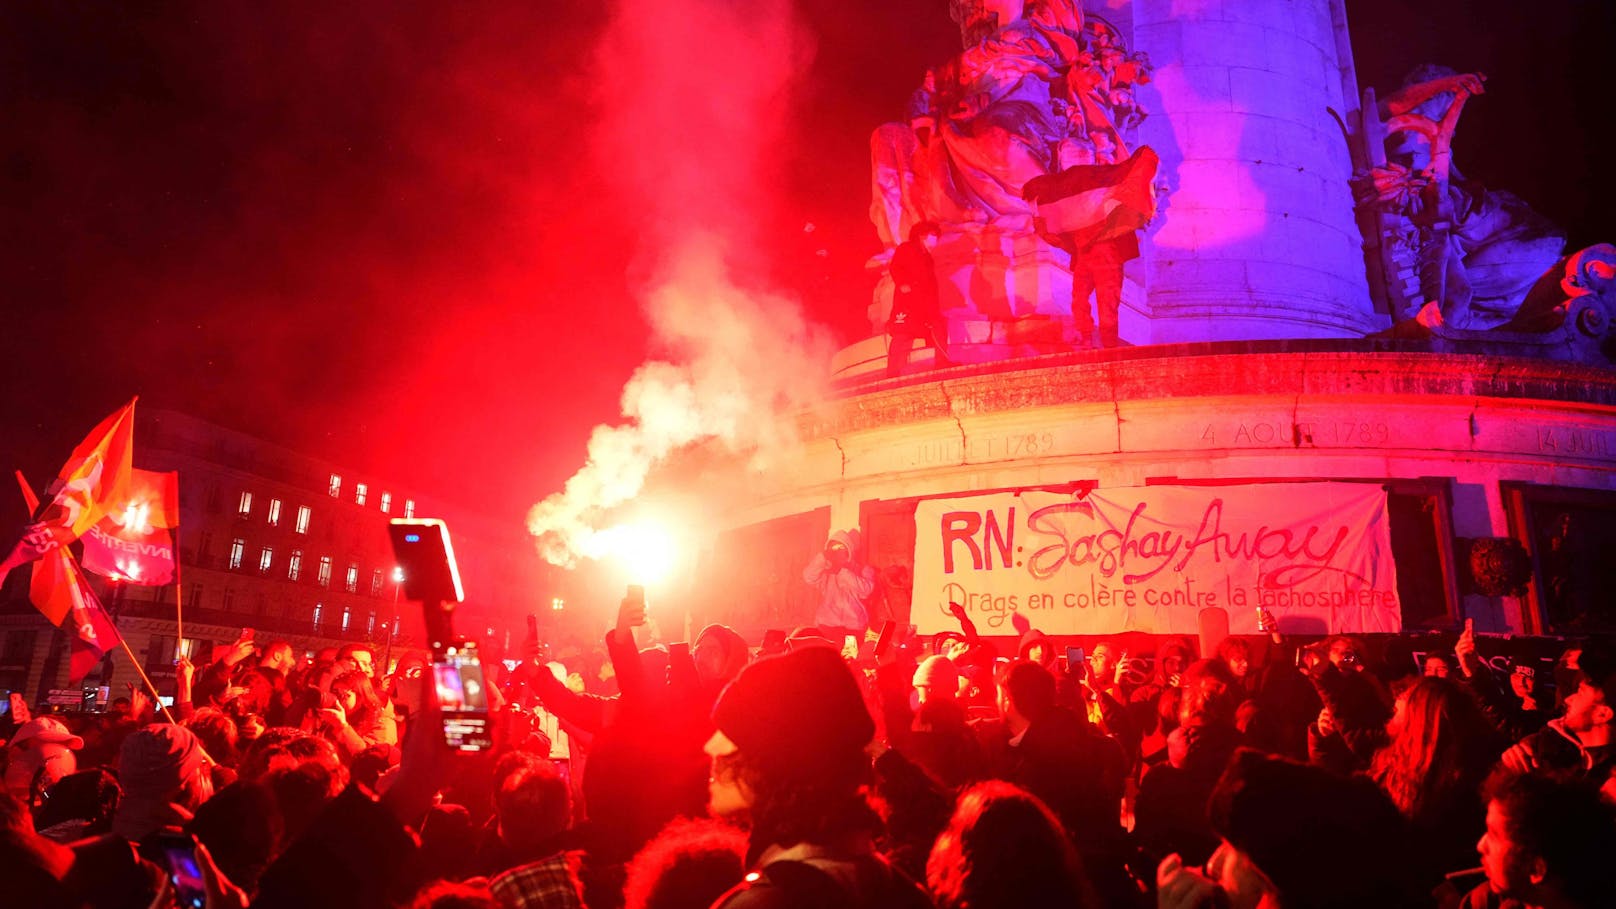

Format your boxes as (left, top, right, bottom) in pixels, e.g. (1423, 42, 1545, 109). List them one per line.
(802, 530, 875, 643)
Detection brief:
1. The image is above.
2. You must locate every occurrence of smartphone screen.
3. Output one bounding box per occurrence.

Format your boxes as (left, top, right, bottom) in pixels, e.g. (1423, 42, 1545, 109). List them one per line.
(156, 835, 206, 909)
(433, 649, 491, 752)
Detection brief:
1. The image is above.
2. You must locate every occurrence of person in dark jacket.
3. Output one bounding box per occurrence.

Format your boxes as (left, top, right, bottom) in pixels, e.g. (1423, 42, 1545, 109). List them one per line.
(885, 221, 951, 377)
(1134, 659, 1243, 867)
(704, 647, 931, 909)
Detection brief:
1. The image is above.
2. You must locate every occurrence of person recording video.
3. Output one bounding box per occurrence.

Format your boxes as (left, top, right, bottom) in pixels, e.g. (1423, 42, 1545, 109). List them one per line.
(802, 530, 876, 643)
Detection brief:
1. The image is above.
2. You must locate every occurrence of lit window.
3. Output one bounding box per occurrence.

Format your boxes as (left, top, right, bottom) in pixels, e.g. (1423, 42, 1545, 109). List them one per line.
(258, 547, 274, 572)
(370, 569, 383, 596)
(328, 474, 341, 497)
(379, 492, 391, 514)
(404, 499, 415, 518)
(355, 483, 368, 506)
(296, 505, 311, 534)
(341, 606, 351, 632)
(313, 602, 323, 628)
(288, 550, 303, 581)
(345, 563, 358, 593)
(229, 538, 245, 570)
(317, 556, 332, 587)
(267, 499, 282, 526)
(367, 612, 376, 636)
(237, 491, 253, 516)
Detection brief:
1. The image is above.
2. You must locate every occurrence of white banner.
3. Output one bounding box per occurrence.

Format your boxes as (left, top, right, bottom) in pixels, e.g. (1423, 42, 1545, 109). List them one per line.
(912, 484, 1400, 636)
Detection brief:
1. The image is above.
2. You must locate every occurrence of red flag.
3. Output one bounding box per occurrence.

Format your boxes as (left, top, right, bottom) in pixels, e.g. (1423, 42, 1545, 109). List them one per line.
(1027, 146, 1160, 250)
(0, 399, 138, 582)
(31, 549, 123, 683)
(81, 469, 179, 585)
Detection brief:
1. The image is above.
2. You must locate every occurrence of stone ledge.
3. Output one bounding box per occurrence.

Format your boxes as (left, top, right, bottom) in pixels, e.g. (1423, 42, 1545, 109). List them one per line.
(812, 340, 1616, 438)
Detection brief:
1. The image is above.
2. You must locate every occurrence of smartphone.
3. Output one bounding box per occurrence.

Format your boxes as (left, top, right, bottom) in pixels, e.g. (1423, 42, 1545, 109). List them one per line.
(526, 614, 539, 640)
(152, 832, 207, 909)
(1066, 646, 1086, 671)
(626, 584, 645, 606)
(873, 620, 896, 658)
(388, 519, 466, 605)
(433, 647, 491, 752)
(0, 689, 11, 718)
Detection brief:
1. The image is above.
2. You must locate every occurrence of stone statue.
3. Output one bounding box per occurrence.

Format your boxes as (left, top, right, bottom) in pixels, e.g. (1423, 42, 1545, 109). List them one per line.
(868, 1, 1154, 353)
(1357, 67, 1566, 331)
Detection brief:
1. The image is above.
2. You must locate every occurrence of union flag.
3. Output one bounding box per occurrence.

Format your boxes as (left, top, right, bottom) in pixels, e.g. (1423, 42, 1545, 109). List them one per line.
(11, 473, 125, 683)
(32, 548, 123, 683)
(0, 399, 137, 583)
(81, 469, 180, 585)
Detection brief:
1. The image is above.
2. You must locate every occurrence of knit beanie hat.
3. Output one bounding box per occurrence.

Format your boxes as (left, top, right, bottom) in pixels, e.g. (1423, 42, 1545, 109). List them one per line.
(1209, 749, 1417, 909)
(118, 724, 207, 799)
(711, 647, 873, 774)
(913, 655, 960, 696)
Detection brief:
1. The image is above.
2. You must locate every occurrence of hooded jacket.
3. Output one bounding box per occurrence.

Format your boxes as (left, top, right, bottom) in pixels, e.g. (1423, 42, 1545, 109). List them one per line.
(802, 531, 875, 631)
(1505, 718, 1614, 781)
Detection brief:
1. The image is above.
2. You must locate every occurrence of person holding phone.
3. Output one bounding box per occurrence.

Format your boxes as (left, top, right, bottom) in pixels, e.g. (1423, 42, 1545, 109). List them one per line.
(802, 531, 876, 644)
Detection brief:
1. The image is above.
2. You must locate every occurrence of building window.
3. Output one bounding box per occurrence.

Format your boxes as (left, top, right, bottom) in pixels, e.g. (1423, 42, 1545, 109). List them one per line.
(313, 602, 323, 629)
(317, 556, 332, 588)
(370, 569, 384, 596)
(345, 563, 359, 593)
(288, 550, 303, 581)
(237, 491, 253, 516)
(328, 474, 341, 497)
(222, 588, 235, 611)
(295, 505, 311, 534)
(355, 483, 368, 506)
(229, 538, 245, 570)
(404, 499, 415, 518)
(267, 498, 282, 526)
(341, 606, 352, 632)
(367, 611, 377, 636)
(380, 492, 391, 514)
(258, 547, 274, 573)
(187, 585, 203, 610)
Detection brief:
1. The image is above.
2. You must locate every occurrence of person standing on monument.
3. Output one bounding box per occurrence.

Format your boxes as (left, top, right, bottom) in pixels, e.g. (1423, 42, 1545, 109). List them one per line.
(802, 530, 875, 643)
(1023, 139, 1157, 350)
(885, 221, 952, 377)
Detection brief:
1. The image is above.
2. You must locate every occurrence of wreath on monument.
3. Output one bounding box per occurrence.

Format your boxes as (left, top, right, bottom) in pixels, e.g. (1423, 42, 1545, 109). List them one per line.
(1463, 537, 1533, 597)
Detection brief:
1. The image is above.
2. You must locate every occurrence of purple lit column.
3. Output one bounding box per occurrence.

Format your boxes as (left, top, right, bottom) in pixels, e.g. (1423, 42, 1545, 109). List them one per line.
(1133, 0, 1375, 341)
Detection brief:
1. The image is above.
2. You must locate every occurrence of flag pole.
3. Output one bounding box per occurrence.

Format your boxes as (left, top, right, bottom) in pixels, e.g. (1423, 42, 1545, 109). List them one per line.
(173, 523, 185, 665)
(116, 634, 182, 726)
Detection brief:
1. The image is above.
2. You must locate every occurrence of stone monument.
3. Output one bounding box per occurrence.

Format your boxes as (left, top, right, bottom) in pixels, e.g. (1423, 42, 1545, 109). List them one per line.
(709, 1, 1616, 644)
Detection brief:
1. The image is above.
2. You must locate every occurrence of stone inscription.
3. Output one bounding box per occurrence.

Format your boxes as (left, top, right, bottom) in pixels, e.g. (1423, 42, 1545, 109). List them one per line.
(1199, 420, 1391, 447)
(1535, 427, 1614, 457)
(915, 432, 1059, 466)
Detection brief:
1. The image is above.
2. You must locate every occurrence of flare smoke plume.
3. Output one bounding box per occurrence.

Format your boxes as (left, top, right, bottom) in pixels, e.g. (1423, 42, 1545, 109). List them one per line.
(526, 0, 833, 566)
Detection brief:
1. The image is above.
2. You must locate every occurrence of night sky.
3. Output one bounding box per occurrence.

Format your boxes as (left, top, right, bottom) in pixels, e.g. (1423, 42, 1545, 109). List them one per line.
(1, 1, 1611, 533)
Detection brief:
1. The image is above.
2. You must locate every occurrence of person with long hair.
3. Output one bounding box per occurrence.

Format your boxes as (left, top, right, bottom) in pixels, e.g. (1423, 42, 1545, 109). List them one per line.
(317, 669, 398, 757)
(926, 780, 1097, 909)
(1370, 675, 1502, 883)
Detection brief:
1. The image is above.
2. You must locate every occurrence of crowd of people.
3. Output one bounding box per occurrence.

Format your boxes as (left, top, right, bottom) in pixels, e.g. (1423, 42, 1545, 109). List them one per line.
(2, 594, 1614, 909)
